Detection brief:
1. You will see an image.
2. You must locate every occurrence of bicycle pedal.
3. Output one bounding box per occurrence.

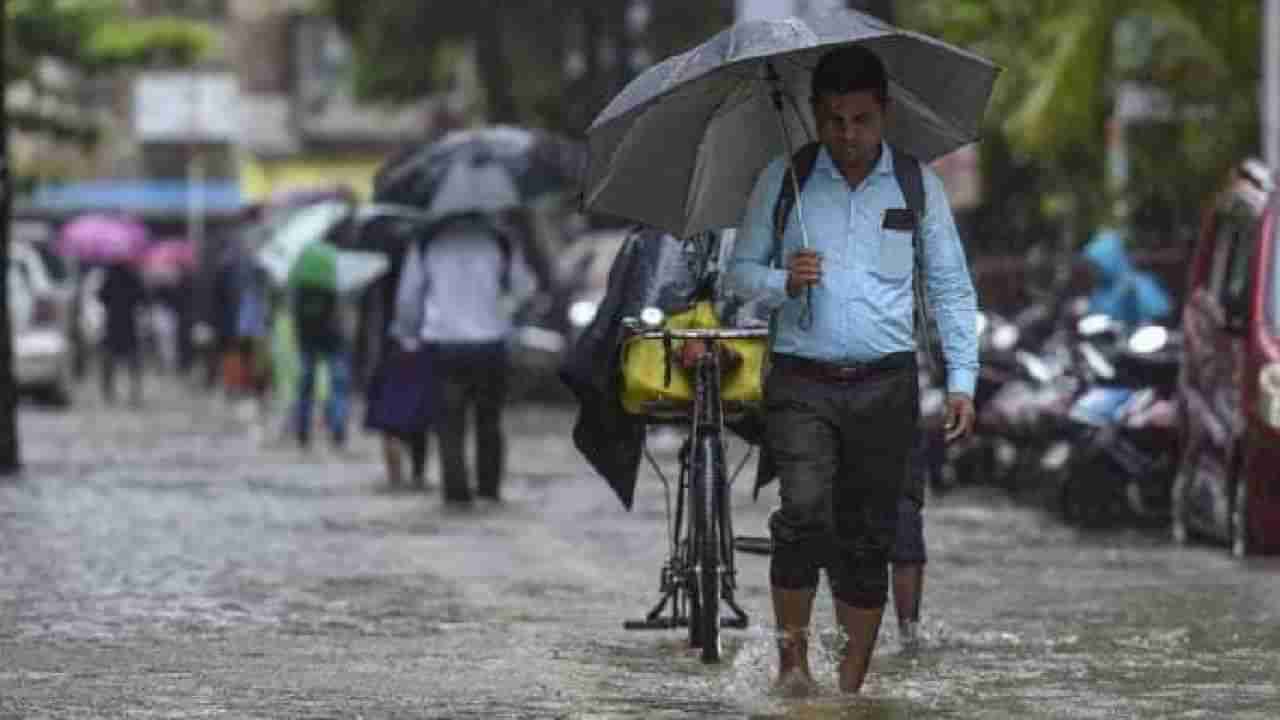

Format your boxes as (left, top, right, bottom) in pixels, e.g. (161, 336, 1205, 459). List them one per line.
(720, 617, 748, 629)
(733, 535, 772, 556)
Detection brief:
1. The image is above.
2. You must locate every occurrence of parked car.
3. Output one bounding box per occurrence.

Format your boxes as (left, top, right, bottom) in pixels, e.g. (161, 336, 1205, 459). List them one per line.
(1173, 158, 1280, 556)
(9, 238, 74, 406)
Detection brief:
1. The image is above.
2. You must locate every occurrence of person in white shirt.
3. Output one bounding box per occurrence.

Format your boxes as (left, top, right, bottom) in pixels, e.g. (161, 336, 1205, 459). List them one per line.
(392, 212, 536, 504)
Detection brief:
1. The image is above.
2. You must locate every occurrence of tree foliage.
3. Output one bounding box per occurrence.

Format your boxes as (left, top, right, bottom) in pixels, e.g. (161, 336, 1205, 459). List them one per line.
(7, 0, 217, 144)
(905, 0, 1261, 250)
(327, 1, 733, 136)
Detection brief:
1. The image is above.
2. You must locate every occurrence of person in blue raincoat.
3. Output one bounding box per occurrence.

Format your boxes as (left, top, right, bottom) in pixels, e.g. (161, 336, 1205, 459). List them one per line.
(1081, 229, 1173, 326)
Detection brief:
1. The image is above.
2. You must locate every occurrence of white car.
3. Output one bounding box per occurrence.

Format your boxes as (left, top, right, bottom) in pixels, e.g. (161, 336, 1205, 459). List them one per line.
(9, 238, 74, 406)
(558, 229, 630, 344)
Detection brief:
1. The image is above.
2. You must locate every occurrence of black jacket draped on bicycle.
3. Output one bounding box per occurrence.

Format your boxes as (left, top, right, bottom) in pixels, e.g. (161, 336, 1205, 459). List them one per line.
(558, 226, 770, 509)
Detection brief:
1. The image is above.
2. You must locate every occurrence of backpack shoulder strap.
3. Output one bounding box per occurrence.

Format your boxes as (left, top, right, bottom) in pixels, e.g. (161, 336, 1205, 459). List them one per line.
(891, 146, 925, 220)
(890, 146, 946, 379)
(770, 142, 821, 267)
(492, 222, 514, 293)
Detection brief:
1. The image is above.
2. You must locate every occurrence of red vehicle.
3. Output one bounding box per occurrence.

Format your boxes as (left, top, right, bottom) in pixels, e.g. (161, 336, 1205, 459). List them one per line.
(1174, 159, 1280, 556)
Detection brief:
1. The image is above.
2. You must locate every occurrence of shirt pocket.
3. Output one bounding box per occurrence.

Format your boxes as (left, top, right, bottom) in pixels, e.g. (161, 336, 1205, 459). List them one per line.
(873, 228, 914, 281)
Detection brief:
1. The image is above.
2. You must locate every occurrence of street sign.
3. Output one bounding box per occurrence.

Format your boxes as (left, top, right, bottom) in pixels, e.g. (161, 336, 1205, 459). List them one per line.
(133, 71, 240, 142)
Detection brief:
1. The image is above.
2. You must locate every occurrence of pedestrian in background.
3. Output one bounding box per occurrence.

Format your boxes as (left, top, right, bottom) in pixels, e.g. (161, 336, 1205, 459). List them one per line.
(391, 211, 536, 505)
(890, 421, 945, 647)
(228, 251, 272, 418)
(1081, 228, 1173, 327)
(292, 279, 352, 451)
(364, 221, 432, 490)
(97, 261, 148, 407)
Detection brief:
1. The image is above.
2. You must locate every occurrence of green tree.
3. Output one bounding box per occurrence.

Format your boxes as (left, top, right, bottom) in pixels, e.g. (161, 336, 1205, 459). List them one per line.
(8, 0, 216, 144)
(328, 1, 733, 135)
(906, 0, 1259, 252)
(329, 1, 520, 123)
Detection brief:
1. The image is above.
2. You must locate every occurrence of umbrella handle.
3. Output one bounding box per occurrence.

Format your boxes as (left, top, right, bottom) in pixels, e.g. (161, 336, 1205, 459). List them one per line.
(766, 62, 815, 331)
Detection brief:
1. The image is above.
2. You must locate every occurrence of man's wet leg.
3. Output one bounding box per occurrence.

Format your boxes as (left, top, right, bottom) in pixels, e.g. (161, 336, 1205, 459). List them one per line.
(892, 563, 924, 644)
(772, 586, 816, 692)
(831, 367, 916, 692)
(834, 599, 885, 694)
(437, 361, 473, 504)
(765, 371, 839, 694)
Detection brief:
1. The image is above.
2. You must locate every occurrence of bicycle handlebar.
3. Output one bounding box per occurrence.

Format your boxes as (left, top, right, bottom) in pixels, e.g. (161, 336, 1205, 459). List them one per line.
(624, 327, 771, 341)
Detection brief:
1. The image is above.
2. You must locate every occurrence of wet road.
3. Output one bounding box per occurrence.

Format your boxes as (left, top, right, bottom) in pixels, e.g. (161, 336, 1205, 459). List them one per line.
(2, 381, 1279, 718)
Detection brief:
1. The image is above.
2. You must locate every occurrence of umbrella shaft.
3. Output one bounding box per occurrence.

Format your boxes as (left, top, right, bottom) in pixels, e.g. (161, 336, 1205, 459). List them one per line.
(766, 65, 813, 252)
(766, 65, 815, 330)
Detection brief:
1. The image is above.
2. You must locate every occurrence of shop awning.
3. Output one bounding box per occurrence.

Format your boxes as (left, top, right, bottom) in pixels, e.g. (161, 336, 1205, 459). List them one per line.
(21, 180, 244, 218)
(238, 156, 382, 202)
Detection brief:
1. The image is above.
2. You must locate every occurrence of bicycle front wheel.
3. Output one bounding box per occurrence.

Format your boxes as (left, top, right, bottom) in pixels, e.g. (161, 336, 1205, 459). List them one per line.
(692, 433, 722, 663)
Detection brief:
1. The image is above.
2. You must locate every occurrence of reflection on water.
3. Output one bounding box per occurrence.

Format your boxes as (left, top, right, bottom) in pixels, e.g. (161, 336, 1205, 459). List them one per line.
(0, 391, 1278, 717)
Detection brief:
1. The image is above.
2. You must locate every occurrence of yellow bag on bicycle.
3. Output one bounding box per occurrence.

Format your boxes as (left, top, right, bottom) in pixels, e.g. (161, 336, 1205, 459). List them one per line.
(619, 301, 767, 415)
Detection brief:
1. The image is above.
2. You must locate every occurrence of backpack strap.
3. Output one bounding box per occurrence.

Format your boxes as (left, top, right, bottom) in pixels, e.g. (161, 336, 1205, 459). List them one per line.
(770, 142, 822, 267)
(891, 145, 946, 382)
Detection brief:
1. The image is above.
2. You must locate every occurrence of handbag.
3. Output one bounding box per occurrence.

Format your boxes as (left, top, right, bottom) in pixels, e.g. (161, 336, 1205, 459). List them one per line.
(619, 301, 766, 415)
(363, 345, 441, 437)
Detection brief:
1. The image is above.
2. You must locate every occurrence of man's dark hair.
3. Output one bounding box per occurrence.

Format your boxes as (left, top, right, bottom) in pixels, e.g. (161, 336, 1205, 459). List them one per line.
(811, 45, 889, 105)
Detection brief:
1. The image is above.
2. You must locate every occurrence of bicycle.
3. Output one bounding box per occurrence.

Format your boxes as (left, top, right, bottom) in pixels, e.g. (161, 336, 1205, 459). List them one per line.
(620, 317, 770, 663)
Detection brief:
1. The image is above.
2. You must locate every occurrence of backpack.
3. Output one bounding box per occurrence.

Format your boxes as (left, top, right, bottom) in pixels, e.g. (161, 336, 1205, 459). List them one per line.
(770, 142, 944, 379)
(293, 285, 340, 349)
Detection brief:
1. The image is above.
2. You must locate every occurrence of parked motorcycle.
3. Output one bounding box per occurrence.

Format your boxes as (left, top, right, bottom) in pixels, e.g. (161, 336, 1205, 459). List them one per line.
(945, 302, 1077, 492)
(1051, 318, 1183, 527)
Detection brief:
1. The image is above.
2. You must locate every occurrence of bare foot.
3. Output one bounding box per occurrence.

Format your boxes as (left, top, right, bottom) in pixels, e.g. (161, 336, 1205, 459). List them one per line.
(772, 669, 818, 698)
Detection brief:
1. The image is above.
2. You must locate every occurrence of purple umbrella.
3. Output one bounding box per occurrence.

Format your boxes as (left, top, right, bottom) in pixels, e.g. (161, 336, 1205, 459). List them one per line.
(57, 213, 149, 263)
(140, 237, 197, 286)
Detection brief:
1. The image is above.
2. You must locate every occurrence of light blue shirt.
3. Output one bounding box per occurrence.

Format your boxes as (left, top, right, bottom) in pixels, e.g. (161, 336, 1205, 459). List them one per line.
(728, 142, 979, 396)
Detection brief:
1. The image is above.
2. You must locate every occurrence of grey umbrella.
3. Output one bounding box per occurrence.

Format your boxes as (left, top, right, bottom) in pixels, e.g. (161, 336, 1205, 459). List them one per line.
(374, 126, 586, 218)
(583, 8, 1000, 239)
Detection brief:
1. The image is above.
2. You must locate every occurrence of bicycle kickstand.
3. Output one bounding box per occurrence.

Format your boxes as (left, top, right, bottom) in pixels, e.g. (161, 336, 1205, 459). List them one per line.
(623, 588, 685, 630)
(721, 593, 750, 630)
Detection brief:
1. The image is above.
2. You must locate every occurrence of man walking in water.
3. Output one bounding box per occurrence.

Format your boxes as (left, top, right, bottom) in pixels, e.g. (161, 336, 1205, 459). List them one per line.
(729, 45, 978, 694)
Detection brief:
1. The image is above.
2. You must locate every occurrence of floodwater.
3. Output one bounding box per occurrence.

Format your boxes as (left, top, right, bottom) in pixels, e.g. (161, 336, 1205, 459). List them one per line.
(1, 381, 1278, 718)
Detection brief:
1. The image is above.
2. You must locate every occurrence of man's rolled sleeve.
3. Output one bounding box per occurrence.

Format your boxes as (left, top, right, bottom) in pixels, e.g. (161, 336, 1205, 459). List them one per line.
(728, 159, 791, 310)
(920, 168, 979, 397)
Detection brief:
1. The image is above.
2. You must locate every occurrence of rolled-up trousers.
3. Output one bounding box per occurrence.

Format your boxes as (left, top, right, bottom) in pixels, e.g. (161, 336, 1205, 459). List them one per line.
(765, 358, 918, 609)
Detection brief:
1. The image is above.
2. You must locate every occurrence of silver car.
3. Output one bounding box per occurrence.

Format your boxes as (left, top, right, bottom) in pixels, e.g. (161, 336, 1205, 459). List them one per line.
(9, 238, 75, 406)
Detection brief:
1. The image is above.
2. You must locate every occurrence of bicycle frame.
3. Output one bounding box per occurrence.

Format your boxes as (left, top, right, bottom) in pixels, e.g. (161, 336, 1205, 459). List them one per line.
(623, 326, 766, 661)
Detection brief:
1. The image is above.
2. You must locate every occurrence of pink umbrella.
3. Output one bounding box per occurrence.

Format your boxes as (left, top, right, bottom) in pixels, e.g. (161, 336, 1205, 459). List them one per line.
(57, 213, 149, 263)
(139, 238, 197, 286)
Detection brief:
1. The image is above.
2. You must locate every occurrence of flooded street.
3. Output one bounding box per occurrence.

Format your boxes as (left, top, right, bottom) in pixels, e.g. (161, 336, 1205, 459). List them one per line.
(2, 382, 1279, 719)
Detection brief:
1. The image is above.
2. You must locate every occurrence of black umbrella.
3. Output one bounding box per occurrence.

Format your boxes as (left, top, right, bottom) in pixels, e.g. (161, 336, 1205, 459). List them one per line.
(373, 126, 585, 217)
(583, 8, 1001, 238)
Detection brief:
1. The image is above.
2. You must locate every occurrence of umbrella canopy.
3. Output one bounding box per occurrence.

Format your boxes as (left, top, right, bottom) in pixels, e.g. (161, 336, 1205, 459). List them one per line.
(139, 238, 197, 286)
(56, 213, 149, 263)
(265, 185, 356, 213)
(373, 125, 584, 218)
(286, 241, 389, 294)
(255, 200, 352, 286)
(583, 8, 1000, 237)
